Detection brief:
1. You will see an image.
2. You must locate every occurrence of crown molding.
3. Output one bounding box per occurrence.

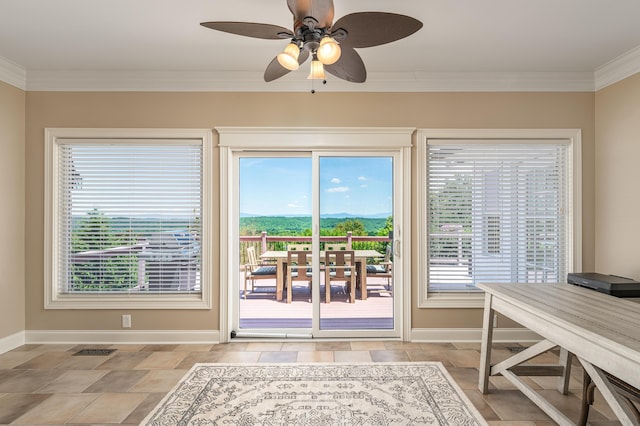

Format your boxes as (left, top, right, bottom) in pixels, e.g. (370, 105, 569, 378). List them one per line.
(394, 71, 594, 92)
(3, 53, 638, 92)
(0, 56, 26, 90)
(595, 45, 640, 91)
(26, 70, 276, 92)
(22, 69, 596, 92)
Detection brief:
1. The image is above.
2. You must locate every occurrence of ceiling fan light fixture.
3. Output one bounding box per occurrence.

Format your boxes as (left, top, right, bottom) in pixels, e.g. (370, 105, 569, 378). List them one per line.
(307, 55, 326, 80)
(277, 42, 300, 71)
(317, 36, 341, 65)
(202, 3, 423, 85)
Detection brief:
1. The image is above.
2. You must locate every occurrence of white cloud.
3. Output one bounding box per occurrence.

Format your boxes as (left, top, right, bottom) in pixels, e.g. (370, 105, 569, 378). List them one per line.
(360, 184, 368, 188)
(331, 178, 341, 184)
(327, 186, 349, 193)
(358, 176, 367, 181)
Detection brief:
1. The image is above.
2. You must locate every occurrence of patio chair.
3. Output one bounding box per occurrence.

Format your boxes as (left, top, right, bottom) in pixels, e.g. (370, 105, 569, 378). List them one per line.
(287, 243, 311, 251)
(286, 250, 313, 303)
(366, 244, 393, 292)
(324, 250, 356, 303)
(325, 243, 348, 251)
(243, 246, 277, 299)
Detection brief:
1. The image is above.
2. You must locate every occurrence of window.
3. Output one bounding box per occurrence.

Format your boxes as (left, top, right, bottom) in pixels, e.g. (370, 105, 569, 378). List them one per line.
(45, 129, 212, 309)
(417, 130, 581, 308)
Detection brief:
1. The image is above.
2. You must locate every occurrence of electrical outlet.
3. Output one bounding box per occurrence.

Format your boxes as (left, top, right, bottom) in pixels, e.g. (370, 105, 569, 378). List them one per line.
(493, 314, 498, 328)
(122, 314, 131, 329)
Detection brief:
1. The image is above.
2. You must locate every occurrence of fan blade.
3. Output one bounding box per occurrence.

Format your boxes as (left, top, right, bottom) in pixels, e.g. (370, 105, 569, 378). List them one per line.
(200, 22, 293, 40)
(287, 0, 334, 29)
(325, 46, 366, 83)
(331, 12, 423, 48)
(264, 57, 289, 82)
(264, 49, 310, 82)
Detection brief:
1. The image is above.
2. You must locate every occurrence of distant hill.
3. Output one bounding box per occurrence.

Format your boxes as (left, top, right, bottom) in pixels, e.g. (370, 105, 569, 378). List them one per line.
(240, 212, 309, 218)
(239, 216, 390, 236)
(72, 215, 197, 235)
(240, 212, 391, 219)
(319, 212, 391, 219)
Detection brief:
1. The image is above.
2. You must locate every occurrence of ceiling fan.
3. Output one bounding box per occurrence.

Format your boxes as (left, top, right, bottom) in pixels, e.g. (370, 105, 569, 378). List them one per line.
(201, 0, 423, 83)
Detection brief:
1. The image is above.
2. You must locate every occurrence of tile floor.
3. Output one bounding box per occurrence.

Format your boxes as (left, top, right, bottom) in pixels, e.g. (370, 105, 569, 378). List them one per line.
(0, 341, 622, 425)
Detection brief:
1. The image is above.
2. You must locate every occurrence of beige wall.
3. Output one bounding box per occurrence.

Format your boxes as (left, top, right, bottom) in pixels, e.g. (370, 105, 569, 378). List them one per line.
(24, 91, 596, 333)
(0, 81, 25, 339)
(595, 73, 640, 280)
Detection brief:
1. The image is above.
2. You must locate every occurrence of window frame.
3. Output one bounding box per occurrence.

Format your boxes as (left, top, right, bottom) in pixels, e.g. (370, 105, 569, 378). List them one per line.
(217, 126, 414, 342)
(44, 128, 213, 309)
(417, 129, 582, 308)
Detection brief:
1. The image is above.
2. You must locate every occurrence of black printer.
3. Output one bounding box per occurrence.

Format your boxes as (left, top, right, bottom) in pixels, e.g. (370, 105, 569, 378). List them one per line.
(567, 272, 640, 297)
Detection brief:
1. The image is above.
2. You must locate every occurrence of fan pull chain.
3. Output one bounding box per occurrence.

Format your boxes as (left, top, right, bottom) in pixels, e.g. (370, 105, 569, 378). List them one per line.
(310, 79, 327, 94)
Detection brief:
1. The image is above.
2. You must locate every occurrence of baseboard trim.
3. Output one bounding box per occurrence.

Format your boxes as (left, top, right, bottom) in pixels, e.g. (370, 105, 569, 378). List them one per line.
(8, 328, 535, 347)
(25, 330, 221, 345)
(0, 331, 26, 354)
(411, 327, 541, 343)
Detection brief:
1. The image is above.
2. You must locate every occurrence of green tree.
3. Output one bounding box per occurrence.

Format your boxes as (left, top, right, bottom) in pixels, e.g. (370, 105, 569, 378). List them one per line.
(71, 209, 138, 291)
(72, 209, 117, 252)
(378, 216, 393, 237)
(332, 219, 366, 236)
(428, 174, 472, 259)
(428, 174, 472, 233)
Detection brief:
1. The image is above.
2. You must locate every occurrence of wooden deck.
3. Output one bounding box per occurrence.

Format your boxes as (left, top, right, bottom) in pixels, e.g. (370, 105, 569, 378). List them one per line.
(239, 276, 394, 330)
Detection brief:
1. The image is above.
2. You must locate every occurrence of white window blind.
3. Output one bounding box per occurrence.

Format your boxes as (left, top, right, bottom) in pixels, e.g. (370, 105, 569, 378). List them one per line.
(427, 142, 569, 292)
(57, 141, 203, 294)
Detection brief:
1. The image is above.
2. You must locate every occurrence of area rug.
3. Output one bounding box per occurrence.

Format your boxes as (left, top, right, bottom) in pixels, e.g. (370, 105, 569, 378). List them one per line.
(141, 362, 487, 425)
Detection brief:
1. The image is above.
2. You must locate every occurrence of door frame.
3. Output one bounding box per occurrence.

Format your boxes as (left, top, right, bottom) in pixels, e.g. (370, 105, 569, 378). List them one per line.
(218, 127, 414, 342)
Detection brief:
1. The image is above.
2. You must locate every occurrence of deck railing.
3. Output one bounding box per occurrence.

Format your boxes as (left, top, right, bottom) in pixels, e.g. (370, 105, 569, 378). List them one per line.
(69, 232, 393, 290)
(239, 231, 391, 265)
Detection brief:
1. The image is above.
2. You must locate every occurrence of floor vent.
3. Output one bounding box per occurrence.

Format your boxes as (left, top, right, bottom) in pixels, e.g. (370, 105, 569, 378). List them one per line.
(506, 346, 527, 353)
(73, 348, 117, 356)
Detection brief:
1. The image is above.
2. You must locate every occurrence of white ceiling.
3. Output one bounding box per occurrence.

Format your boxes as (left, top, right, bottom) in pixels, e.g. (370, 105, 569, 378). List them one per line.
(2, 0, 640, 92)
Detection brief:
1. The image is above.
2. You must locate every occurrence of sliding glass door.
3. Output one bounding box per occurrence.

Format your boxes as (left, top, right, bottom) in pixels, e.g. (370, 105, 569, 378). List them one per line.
(220, 127, 411, 341)
(317, 155, 395, 334)
(233, 152, 399, 339)
(238, 156, 313, 331)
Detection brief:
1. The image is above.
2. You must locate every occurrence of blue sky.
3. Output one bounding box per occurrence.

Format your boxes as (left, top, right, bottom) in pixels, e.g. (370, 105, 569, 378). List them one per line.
(240, 157, 393, 217)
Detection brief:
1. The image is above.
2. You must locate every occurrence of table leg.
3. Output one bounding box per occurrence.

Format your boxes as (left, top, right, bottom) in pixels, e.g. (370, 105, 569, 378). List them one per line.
(557, 348, 573, 395)
(325, 266, 331, 303)
(479, 292, 494, 394)
(358, 258, 367, 301)
(276, 258, 284, 301)
(578, 357, 639, 425)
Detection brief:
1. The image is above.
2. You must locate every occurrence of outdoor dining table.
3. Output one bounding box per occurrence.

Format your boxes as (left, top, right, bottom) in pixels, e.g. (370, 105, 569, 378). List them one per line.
(260, 249, 384, 302)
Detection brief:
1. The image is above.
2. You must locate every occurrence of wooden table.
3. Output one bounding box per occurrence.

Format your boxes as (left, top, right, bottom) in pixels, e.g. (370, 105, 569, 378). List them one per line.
(478, 282, 640, 425)
(260, 250, 383, 302)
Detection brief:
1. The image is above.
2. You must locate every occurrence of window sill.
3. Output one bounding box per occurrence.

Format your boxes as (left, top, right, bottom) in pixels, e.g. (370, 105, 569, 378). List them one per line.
(45, 293, 211, 310)
(419, 292, 485, 308)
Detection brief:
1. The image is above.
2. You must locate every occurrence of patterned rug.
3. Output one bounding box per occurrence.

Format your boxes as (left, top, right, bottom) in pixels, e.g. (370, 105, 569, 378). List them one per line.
(141, 362, 487, 425)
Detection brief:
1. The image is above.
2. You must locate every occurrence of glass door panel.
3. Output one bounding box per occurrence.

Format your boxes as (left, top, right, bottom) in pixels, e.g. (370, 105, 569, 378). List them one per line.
(238, 157, 313, 330)
(234, 153, 400, 339)
(318, 156, 395, 331)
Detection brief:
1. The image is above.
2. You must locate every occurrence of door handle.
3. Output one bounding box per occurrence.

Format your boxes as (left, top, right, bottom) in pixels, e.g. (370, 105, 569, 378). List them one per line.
(394, 240, 400, 257)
